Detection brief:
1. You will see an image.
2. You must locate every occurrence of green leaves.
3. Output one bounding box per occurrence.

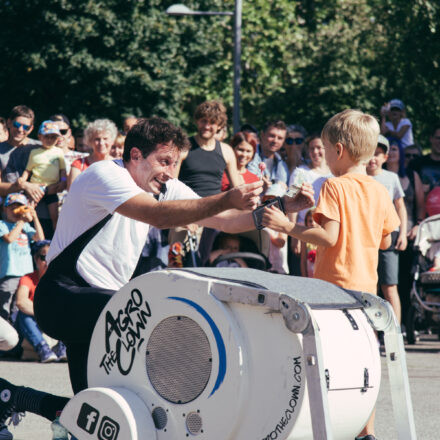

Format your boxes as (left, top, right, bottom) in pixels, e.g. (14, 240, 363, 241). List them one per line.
(0, 0, 438, 142)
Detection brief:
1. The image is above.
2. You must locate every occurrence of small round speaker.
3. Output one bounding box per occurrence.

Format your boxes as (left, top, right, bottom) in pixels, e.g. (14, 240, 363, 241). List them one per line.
(186, 412, 203, 435)
(146, 316, 212, 404)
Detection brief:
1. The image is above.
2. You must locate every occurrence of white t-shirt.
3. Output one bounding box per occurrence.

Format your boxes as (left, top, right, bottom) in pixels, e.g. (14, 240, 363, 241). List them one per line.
(48, 160, 199, 290)
(385, 118, 414, 148)
(288, 165, 333, 224)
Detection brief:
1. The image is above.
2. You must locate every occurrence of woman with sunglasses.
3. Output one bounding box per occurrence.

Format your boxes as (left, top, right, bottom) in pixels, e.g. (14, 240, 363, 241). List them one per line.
(284, 124, 307, 174)
(67, 119, 118, 190)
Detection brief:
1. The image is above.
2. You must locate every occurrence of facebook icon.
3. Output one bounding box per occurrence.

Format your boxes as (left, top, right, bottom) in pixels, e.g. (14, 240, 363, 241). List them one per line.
(77, 403, 100, 434)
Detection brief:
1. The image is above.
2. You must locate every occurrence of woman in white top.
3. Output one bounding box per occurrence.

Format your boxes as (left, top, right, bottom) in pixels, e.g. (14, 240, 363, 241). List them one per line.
(288, 134, 333, 258)
(380, 98, 414, 148)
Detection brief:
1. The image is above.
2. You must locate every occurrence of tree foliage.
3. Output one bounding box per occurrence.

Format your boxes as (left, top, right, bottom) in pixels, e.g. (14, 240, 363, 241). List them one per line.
(0, 0, 439, 142)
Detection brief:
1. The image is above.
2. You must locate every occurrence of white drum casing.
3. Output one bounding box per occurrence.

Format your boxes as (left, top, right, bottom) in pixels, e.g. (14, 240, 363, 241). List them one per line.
(87, 270, 380, 440)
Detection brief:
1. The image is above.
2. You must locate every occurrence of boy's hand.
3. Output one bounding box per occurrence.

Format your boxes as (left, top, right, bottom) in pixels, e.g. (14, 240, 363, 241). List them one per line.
(283, 183, 315, 213)
(20, 181, 44, 203)
(262, 205, 291, 234)
(395, 233, 408, 251)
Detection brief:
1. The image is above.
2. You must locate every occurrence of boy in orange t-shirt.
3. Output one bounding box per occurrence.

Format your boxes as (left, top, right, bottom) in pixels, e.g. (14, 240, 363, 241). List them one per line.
(262, 109, 400, 440)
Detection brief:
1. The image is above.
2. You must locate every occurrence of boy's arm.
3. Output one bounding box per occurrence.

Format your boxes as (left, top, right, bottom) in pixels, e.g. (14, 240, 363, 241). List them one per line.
(394, 197, 407, 251)
(2, 221, 26, 243)
(47, 169, 67, 194)
(262, 205, 340, 247)
(21, 170, 30, 181)
(30, 207, 45, 242)
(222, 143, 242, 188)
(380, 233, 392, 250)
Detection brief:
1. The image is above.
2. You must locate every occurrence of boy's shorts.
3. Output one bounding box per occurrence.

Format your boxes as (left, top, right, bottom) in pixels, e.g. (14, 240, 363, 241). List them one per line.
(378, 231, 399, 285)
(41, 193, 58, 205)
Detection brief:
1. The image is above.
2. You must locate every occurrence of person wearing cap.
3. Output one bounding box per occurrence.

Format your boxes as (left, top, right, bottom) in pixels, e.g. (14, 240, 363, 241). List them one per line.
(21, 121, 67, 230)
(380, 98, 414, 148)
(367, 134, 407, 324)
(0, 193, 44, 326)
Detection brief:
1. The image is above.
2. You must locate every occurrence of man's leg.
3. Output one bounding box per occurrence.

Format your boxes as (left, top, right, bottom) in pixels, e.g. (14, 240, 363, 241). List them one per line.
(0, 378, 69, 425)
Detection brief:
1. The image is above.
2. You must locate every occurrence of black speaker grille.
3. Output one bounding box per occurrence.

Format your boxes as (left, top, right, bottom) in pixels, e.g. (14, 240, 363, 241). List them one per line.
(146, 316, 212, 404)
(152, 407, 167, 430)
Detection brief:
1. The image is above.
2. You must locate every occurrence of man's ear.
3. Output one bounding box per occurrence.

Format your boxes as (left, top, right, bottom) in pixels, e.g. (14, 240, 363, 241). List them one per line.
(130, 147, 141, 161)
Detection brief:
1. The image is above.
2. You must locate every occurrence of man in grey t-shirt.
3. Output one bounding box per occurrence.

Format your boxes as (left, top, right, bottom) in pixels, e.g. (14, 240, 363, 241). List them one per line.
(0, 105, 44, 203)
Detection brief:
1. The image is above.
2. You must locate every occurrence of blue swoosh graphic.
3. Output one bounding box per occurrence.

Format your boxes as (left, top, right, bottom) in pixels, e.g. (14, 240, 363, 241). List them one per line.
(168, 296, 226, 397)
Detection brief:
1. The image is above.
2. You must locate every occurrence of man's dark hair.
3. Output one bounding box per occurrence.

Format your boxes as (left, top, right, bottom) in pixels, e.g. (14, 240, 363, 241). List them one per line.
(262, 120, 287, 133)
(8, 105, 35, 124)
(123, 116, 190, 162)
(50, 114, 71, 127)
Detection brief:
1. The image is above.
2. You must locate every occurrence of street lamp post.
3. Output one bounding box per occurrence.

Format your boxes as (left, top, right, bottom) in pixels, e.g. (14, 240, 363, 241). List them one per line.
(166, 2, 242, 133)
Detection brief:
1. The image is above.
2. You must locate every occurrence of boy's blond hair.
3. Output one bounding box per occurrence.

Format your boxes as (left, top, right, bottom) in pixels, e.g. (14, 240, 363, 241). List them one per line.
(321, 109, 379, 162)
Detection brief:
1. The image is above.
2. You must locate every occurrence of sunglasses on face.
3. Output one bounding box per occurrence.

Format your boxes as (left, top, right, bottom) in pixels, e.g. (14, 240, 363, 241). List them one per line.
(59, 129, 69, 135)
(285, 137, 305, 146)
(405, 153, 419, 159)
(37, 254, 47, 261)
(12, 121, 31, 131)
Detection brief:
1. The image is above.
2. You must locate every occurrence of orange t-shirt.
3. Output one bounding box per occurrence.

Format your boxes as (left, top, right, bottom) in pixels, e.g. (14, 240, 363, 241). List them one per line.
(313, 173, 400, 294)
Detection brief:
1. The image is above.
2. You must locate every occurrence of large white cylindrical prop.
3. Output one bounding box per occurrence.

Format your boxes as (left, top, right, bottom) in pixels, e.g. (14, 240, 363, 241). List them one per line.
(85, 269, 380, 440)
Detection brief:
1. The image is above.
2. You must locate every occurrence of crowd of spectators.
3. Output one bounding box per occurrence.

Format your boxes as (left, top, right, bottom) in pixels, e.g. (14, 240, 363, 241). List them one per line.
(0, 99, 439, 366)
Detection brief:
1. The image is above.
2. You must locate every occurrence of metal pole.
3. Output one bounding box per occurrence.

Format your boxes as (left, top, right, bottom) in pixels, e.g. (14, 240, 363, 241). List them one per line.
(233, 0, 242, 134)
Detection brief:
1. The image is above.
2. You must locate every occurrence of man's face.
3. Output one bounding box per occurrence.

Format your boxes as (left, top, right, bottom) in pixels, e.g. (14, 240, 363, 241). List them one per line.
(195, 118, 220, 141)
(131, 143, 180, 194)
(7, 116, 33, 145)
(260, 126, 286, 156)
(367, 147, 388, 174)
(53, 121, 71, 149)
(430, 129, 440, 156)
(123, 117, 138, 134)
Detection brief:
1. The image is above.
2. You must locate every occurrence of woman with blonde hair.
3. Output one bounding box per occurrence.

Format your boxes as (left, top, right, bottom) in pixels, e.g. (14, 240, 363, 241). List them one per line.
(67, 119, 118, 189)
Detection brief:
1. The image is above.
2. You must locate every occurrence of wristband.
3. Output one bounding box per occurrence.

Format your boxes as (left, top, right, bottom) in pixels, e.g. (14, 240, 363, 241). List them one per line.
(252, 196, 286, 230)
(60, 176, 67, 182)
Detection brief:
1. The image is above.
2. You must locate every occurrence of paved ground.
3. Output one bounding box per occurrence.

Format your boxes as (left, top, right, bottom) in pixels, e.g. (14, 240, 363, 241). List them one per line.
(0, 333, 438, 439)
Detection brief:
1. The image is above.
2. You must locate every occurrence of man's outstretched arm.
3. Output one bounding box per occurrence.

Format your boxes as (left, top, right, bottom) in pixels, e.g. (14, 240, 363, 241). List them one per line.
(116, 181, 263, 229)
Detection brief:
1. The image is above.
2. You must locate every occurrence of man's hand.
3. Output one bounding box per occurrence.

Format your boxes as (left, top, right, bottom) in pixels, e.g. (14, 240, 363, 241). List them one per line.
(262, 205, 291, 234)
(20, 181, 44, 203)
(226, 180, 263, 211)
(283, 183, 315, 213)
(395, 233, 408, 251)
(407, 225, 418, 241)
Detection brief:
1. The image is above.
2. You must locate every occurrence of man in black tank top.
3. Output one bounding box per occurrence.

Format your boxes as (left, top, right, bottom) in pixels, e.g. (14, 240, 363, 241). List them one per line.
(178, 100, 241, 196)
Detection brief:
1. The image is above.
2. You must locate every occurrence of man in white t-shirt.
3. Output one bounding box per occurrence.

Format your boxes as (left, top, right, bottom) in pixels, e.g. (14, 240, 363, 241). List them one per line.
(31, 116, 314, 395)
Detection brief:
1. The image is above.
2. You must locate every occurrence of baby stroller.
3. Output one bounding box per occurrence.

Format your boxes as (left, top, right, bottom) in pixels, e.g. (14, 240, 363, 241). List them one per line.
(406, 214, 440, 344)
(207, 229, 271, 271)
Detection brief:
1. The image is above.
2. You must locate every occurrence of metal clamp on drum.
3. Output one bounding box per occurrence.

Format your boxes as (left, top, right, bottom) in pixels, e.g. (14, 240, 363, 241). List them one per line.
(59, 268, 416, 440)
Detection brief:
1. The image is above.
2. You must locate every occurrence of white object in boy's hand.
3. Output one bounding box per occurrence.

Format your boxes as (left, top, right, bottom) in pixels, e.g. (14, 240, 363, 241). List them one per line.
(286, 168, 306, 198)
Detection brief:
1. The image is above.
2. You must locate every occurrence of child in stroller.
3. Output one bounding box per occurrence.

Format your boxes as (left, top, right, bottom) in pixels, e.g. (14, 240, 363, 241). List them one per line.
(406, 214, 440, 343)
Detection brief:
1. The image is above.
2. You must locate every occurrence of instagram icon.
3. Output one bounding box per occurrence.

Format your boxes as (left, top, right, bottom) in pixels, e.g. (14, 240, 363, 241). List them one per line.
(98, 416, 120, 440)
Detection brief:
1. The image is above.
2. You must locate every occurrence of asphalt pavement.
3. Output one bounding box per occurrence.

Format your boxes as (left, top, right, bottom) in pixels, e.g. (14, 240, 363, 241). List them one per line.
(0, 333, 438, 440)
